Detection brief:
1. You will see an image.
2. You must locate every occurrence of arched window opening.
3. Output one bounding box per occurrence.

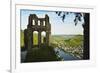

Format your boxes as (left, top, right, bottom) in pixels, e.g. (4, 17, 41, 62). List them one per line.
(33, 31, 38, 45)
(32, 20, 35, 25)
(43, 21, 45, 26)
(41, 31, 46, 44)
(38, 20, 40, 26)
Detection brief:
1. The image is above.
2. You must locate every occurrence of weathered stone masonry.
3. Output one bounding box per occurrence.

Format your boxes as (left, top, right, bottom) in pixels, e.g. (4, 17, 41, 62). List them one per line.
(24, 14, 51, 50)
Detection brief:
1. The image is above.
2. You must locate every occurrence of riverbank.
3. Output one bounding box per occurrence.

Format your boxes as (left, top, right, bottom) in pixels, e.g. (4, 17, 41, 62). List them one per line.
(50, 35, 83, 59)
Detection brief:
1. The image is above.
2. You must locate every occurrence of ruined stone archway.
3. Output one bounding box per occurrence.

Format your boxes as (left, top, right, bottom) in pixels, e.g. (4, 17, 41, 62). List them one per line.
(41, 31, 46, 44)
(24, 14, 51, 50)
(33, 31, 38, 46)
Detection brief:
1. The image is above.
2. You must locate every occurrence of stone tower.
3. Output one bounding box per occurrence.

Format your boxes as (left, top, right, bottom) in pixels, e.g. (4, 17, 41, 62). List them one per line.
(24, 14, 51, 50)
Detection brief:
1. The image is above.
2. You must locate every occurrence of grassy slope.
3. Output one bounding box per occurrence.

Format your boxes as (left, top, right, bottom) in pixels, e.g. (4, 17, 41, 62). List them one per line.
(50, 35, 83, 59)
(21, 30, 83, 48)
(50, 35, 83, 47)
(21, 30, 83, 61)
(25, 45, 60, 62)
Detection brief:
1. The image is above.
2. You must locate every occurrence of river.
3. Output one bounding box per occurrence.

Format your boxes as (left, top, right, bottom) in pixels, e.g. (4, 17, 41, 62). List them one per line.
(21, 47, 79, 62)
(54, 48, 79, 60)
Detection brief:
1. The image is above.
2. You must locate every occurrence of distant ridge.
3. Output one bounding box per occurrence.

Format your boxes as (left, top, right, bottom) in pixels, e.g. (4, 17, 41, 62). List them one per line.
(51, 34, 83, 36)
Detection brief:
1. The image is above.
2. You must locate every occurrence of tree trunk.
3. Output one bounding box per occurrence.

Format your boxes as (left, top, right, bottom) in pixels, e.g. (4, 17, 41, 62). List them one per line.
(83, 13, 90, 60)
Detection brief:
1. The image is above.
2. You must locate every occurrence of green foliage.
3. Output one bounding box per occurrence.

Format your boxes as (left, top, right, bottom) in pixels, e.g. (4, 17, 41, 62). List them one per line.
(50, 35, 83, 48)
(21, 30, 83, 48)
(21, 30, 83, 60)
(55, 11, 83, 26)
(20, 30, 24, 47)
(50, 35, 83, 59)
(33, 33, 38, 45)
(64, 35, 83, 47)
(25, 45, 60, 62)
(20, 30, 45, 48)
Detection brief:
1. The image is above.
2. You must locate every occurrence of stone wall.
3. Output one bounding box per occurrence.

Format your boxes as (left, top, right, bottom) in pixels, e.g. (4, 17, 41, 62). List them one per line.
(24, 14, 51, 50)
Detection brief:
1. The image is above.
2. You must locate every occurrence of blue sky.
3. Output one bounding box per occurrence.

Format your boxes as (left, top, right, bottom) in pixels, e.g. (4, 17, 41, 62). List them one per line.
(20, 9, 84, 35)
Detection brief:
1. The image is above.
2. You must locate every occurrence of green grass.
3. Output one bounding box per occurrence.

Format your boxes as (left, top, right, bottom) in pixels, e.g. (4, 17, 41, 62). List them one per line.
(50, 35, 83, 47)
(21, 30, 83, 61)
(25, 45, 60, 62)
(21, 30, 24, 47)
(20, 30, 45, 47)
(21, 30, 61, 62)
(33, 33, 38, 45)
(50, 35, 83, 59)
(64, 35, 83, 47)
(21, 30, 83, 48)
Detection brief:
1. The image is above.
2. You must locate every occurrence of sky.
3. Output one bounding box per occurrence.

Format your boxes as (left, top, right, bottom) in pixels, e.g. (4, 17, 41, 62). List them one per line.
(20, 9, 84, 35)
